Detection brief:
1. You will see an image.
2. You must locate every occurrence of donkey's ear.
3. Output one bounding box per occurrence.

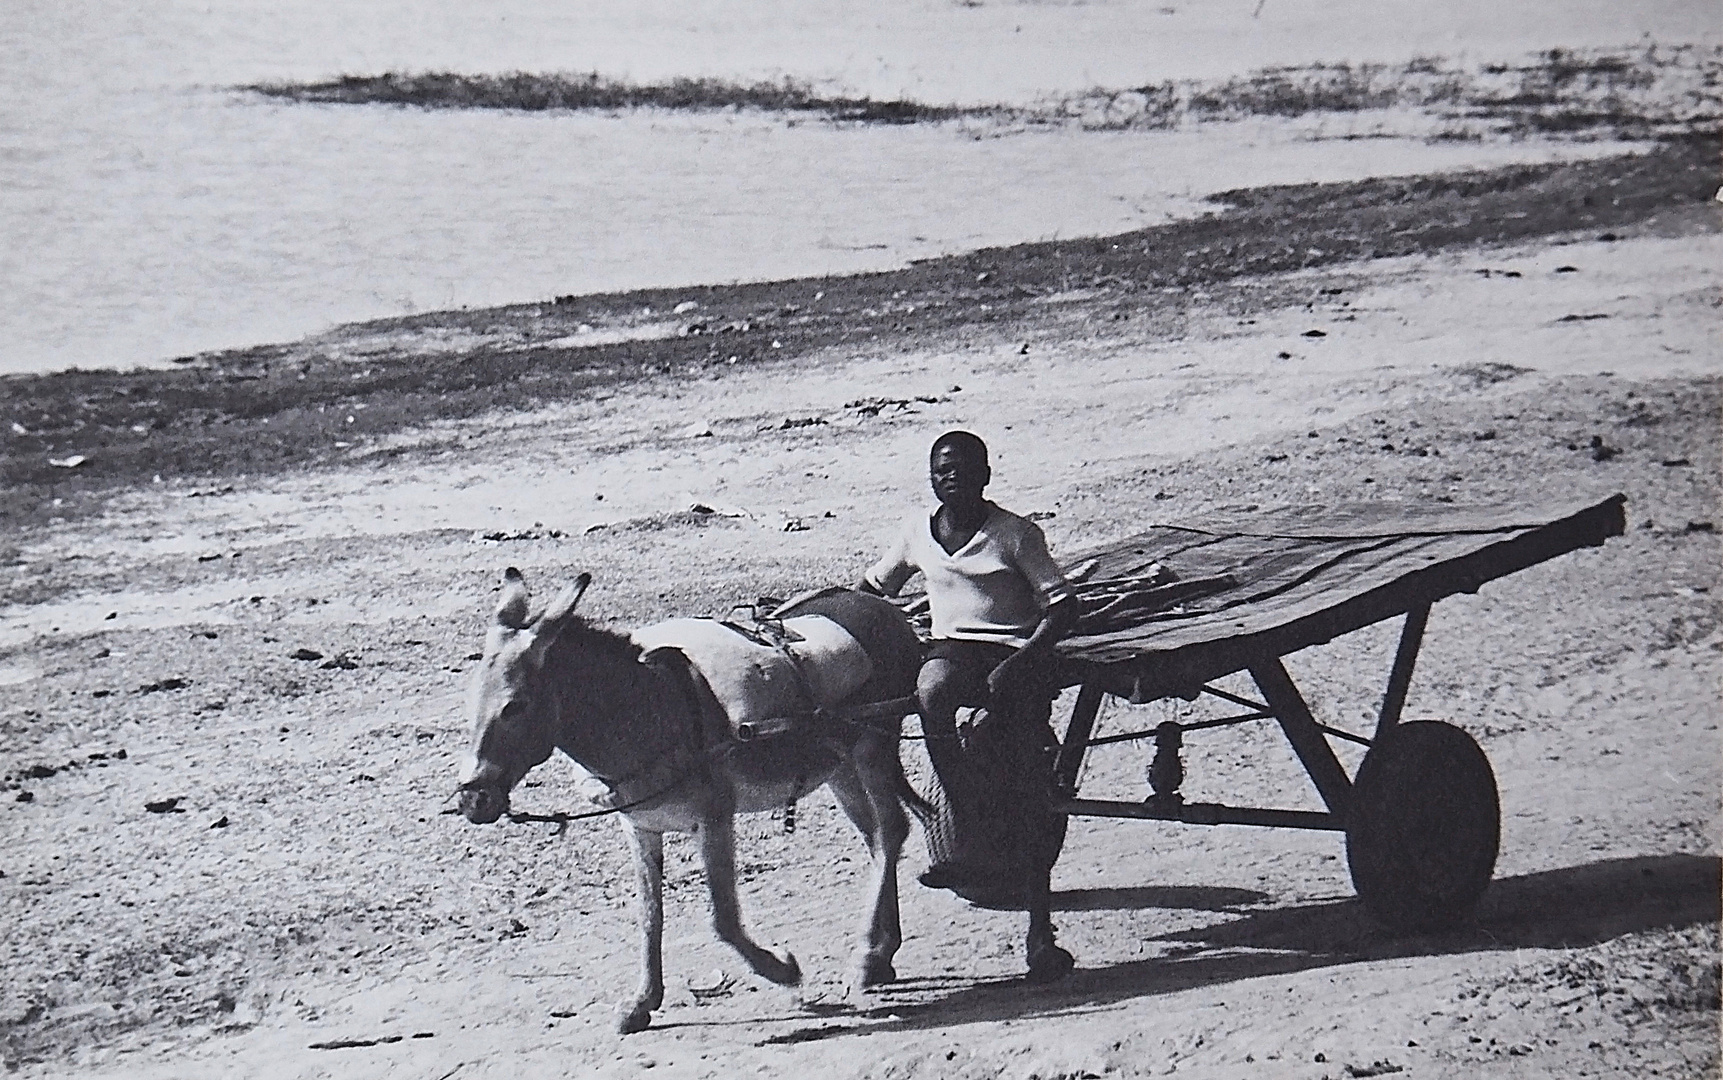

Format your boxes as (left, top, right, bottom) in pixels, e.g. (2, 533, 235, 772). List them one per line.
(537, 573, 592, 629)
(495, 567, 532, 629)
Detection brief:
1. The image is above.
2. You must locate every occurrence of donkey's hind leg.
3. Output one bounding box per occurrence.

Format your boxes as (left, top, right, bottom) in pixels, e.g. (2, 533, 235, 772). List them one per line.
(698, 813, 802, 987)
(618, 823, 666, 1034)
(828, 744, 910, 990)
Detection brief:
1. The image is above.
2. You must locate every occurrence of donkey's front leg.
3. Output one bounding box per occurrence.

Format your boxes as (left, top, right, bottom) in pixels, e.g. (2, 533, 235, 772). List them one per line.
(618, 823, 666, 1034)
(699, 813, 802, 987)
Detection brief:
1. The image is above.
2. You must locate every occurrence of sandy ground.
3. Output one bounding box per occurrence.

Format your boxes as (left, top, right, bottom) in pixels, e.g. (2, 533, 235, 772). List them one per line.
(2, 225, 1718, 1077)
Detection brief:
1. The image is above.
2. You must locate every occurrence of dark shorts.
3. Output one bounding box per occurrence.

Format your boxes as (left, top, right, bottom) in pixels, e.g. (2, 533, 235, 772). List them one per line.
(924, 637, 1018, 668)
(923, 638, 1047, 710)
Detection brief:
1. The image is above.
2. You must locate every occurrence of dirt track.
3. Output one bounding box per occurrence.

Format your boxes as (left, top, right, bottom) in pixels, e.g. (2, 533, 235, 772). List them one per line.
(2, 204, 1719, 1075)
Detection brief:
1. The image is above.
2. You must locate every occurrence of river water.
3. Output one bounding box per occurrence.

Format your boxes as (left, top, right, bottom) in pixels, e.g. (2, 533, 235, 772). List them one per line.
(1, 0, 1711, 374)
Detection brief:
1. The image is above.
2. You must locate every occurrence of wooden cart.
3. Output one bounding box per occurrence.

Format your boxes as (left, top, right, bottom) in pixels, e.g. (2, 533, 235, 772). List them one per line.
(997, 494, 1628, 932)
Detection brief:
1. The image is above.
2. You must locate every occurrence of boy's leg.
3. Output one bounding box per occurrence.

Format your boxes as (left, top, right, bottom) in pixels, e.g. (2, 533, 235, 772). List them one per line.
(916, 647, 1006, 887)
(990, 657, 1063, 799)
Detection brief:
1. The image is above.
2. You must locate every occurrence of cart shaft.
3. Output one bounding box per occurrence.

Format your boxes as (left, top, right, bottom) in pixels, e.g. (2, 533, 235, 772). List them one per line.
(1053, 798, 1342, 831)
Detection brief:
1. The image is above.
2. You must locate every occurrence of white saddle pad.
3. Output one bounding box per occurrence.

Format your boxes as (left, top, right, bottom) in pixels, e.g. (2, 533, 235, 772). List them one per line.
(631, 614, 874, 732)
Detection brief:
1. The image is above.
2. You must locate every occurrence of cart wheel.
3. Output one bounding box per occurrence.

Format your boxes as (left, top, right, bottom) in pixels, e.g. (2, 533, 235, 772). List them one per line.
(1346, 720, 1499, 933)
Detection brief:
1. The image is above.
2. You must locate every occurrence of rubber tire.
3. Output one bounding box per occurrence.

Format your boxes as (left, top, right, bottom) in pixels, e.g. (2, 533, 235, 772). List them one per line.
(1346, 720, 1500, 934)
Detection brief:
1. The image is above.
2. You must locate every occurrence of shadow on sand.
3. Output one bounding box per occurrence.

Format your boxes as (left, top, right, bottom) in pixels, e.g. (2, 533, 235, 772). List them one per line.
(960, 884, 1272, 914)
(750, 852, 1719, 1045)
(1054, 885, 1273, 913)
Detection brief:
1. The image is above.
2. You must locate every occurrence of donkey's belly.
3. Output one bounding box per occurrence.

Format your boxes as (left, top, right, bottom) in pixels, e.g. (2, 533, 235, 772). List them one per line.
(625, 777, 815, 832)
(733, 780, 822, 815)
(719, 736, 844, 814)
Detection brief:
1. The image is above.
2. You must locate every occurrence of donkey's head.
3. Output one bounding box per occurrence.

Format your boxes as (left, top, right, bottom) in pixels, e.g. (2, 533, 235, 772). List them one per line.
(457, 567, 590, 824)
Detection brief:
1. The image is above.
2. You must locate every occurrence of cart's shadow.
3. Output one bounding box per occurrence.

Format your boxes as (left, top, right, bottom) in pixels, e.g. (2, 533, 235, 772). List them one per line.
(1053, 885, 1272, 912)
(759, 852, 1718, 1044)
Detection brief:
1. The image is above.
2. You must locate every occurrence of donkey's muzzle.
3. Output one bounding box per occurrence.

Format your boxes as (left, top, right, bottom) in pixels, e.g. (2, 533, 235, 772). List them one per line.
(458, 785, 508, 825)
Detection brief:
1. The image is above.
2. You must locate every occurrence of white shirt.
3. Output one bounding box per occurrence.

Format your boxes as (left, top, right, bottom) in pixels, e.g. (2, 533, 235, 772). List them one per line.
(865, 502, 1073, 647)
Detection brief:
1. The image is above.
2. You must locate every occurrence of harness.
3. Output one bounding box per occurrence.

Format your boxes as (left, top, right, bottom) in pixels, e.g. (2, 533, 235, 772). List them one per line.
(718, 601, 829, 740)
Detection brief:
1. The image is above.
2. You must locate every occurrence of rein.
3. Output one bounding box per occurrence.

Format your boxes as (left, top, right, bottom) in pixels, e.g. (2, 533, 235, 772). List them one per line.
(444, 741, 713, 835)
(499, 768, 701, 832)
(477, 706, 925, 834)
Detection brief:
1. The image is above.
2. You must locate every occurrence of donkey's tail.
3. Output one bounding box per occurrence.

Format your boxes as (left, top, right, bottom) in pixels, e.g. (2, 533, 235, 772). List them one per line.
(892, 753, 938, 826)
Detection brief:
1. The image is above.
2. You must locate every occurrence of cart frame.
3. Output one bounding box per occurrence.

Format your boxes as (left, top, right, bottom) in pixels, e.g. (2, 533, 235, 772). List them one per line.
(1048, 602, 1427, 832)
(1042, 494, 1625, 821)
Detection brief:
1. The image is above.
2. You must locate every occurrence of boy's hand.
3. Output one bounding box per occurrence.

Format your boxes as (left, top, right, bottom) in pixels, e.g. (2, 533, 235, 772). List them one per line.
(986, 654, 1025, 699)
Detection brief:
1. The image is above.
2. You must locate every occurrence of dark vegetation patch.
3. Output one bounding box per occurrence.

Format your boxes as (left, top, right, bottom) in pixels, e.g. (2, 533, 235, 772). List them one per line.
(588, 509, 747, 535)
(1, 136, 1716, 529)
(245, 45, 1721, 139)
(1109, 43, 1720, 139)
(246, 72, 980, 124)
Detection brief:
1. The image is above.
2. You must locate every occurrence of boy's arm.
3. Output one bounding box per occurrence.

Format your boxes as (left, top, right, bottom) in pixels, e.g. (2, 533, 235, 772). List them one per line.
(857, 518, 916, 597)
(987, 595, 1079, 696)
(988, 519, 1080, 695)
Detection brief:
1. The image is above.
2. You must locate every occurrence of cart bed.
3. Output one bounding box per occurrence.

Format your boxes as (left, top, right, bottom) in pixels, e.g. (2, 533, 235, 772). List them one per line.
(1054, 495, 1626, 699)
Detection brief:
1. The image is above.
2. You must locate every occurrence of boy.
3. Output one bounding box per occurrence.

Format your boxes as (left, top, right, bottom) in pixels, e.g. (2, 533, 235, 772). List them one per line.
(858, 431, 1080, 889)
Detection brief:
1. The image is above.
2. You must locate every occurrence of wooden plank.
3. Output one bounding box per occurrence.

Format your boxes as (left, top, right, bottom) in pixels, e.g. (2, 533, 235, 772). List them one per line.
(1119, 500, 1620, 695)
(1065, 517, 1517, 636)
(1065, 533, 1496, 655)
(1075, 530, 1495, 628)
(1055, 798, 1343, 831)
(1071, 534, 1412, 618)
(1166, 533, 1492, 627)
(1067, 521, 1600, 655)
(1062, 497, 1626, 575)
(1111, 497, 1626, 540)
(1053, 684, 1105, 793)
(1069, 530, 1234, 581)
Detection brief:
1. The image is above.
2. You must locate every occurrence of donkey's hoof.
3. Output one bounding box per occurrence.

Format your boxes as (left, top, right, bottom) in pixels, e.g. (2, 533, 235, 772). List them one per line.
(761, 949, 803, 987)
(854, 956, 897, 990)
(616, 1002, 654, 1035)
(1025, 943, 1075, 985)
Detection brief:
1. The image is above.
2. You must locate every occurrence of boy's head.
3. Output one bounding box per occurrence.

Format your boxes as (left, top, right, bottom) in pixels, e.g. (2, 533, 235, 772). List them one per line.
(930, 430, 987, 466)
(929, 430, 990, 505)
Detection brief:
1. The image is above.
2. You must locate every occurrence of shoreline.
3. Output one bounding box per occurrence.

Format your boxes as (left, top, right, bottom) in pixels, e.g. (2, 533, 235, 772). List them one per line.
(2, 135, 1716, 533)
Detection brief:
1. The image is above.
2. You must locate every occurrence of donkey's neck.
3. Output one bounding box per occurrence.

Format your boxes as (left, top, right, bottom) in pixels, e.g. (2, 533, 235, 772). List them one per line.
(545, 623, 693, 785)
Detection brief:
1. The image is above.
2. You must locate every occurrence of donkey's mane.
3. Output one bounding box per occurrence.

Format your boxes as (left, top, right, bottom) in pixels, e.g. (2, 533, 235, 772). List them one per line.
(551, 614, 643, 665)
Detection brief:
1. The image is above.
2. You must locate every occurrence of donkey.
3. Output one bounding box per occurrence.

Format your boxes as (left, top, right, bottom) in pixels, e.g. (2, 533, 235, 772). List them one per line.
(457, 569, 926, 1034)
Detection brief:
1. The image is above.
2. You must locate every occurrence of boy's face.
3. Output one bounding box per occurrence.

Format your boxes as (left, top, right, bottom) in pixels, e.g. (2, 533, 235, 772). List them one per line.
(930, 444, 988, 506)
